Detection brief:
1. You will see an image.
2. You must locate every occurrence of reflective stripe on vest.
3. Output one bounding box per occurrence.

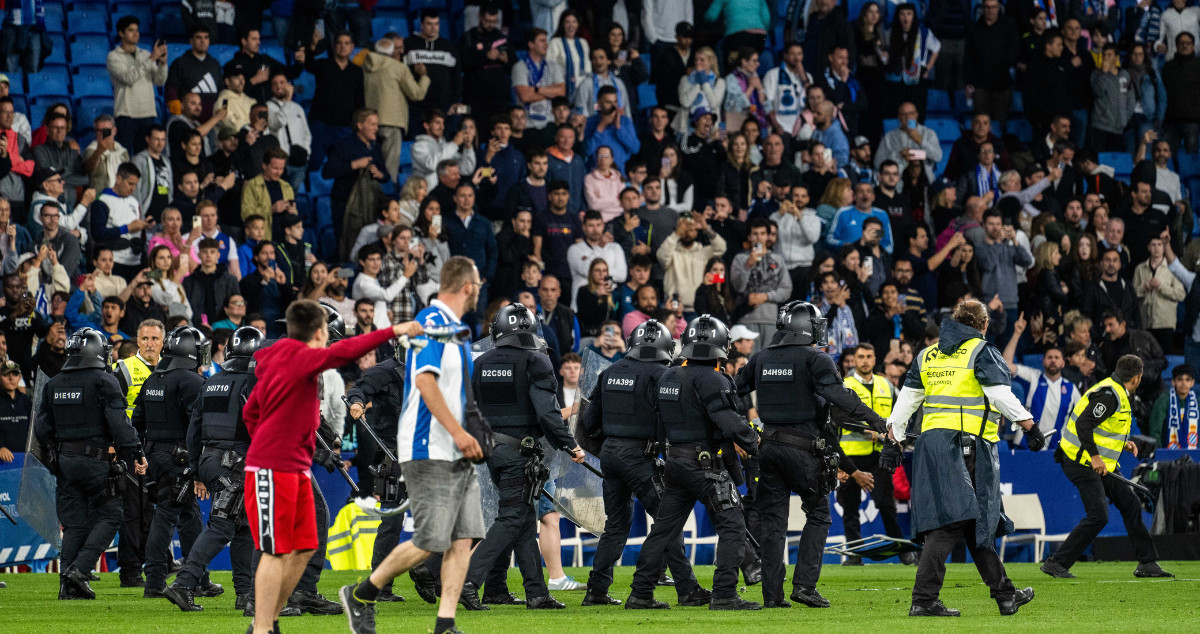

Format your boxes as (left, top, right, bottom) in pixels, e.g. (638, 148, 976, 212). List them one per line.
(114, 356, 153, 419)
(1060, 377, 1131, 470)
(918, 338, 1001, 442)
(842, 374, 891, 455)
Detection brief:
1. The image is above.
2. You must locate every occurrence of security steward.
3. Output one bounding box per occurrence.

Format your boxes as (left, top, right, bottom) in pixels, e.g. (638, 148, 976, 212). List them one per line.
(133, 325, 219, 599)
(164, 326, 268, 613)
(113, 318, 164, 588)
(580, 320, 709, 608)
(1041, 354, 1173, 580)
(627, 315, 762, 611)
(736, 302, 887, 609)
(457, 303, 586, 610)
(346, 347, 408, 603)
(35, 327, 148, 600)
(836, 342, 913, 565)
(884, 299, 1040, 617)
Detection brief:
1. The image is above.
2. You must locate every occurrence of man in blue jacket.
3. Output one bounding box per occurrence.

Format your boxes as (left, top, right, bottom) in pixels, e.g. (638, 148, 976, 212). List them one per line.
(584, 86, 639, 173)
(443, 182, 498, 311)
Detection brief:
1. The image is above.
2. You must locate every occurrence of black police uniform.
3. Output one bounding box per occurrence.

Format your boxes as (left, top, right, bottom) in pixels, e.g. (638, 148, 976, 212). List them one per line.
(345, 357, 407, 588)
(581, 356, 702, 602)
(132, 364, 206, 592)
(463, 344, 578, 606)
(628, 363, 760, 604)
(737, 338, 886, 606)
(172, 357, 256, 602)
(35, 365, 142, 598)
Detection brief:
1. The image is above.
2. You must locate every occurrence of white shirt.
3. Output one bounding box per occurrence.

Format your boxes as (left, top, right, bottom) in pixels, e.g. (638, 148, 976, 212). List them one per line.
(399, 299, 469, 462)
(268, 98, 313, 153)
(1014, 365, 1079, 448)
(566, 239, 628, 310)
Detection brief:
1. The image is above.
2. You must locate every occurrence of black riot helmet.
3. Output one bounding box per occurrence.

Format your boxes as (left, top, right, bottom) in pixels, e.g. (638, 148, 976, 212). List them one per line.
(777, 300, 801, 328)
(491, 303, 544, 350)
(626, 319, 674, 363)
(680, 314, 731, 361)
(62, 327, 112, 371)
(158, 326, 212, 371)
(223, 326, 265, 372)
(773, 301, 827, 347)
(321, 302, 346, 342)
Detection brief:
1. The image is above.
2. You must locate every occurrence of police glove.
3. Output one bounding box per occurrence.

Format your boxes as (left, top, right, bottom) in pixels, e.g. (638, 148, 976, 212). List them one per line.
(879, 441, 902, 473)
(1025, 423, 1047, 452)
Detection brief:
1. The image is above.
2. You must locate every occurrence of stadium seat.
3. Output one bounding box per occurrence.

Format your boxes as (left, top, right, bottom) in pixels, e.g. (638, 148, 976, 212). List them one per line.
(1100, 152, 1133, 180)
(69, 34, 111, 67)
(934, 149, 951, 177)
(261, 44, 286, 66)
(1175, 151, 1200, 176)
(166, 42, 191, 62)
(926, 89, 952, 114)
(27, 65, 71, 96)
(408, 0, 448, 9)
(399, 141, 412, 167)
(43, 3, 66, 32)
(66, 3, 111, 34)
(926, 117, 961, 142)
(1010, 92, 1024, 114)
(999, 494, 1069, 562)
(112, 4, 152, 34)
(154, 5, 186, 38)
(209, 44, 239, 65)
(1006, 119, 1033, 144)
(3, 71, 25, 94)
(72, 66, 113, 97)
(10, 94, 28, 118)
(309, 172, 334, 197)
(314, 195, 333, 227)
(372, 15, 409, 40)
(44, 34, 68, 66)
(882, 118, 900, 134)
(74, 96, 114, 130)
(30, 95, 72, 127)
(637, 83, 657, 110)
(292, 71, 316, 102)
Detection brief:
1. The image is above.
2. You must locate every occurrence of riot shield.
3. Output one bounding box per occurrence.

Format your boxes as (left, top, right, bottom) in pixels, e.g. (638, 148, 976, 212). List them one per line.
(470, 336, 494, 360)
(543, 440, 606, 536)
(17, 452, 62, 551)
(26, 370, 47, 462)
(477, 462, 501, 531)
(569, 350, 612, 455)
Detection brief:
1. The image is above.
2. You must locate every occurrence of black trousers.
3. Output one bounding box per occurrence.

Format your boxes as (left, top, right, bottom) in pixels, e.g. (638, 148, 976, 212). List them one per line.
(912, 520, 1016, 606)
(466, 443, 549, 598)
(144, 447, 204, 590)
(587, 438, 700, 597)
(57, 454, 123, 573)
(117, 467, 153, 578)
(176, 452, 253, 595)
(630, 458, 747, 600)
(1050, 458, 1159, 567)
(836, 451, 903, 543)
(756, 444, 831, 602)
(295, 476, 330, 594)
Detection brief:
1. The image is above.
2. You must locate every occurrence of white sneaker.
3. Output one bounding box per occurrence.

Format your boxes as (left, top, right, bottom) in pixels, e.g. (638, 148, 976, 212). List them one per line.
(547, 576, 585, 591)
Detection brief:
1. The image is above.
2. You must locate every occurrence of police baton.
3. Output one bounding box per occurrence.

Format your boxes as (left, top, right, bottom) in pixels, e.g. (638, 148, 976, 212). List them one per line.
(578, 459, 603, 479)
(0, 500, 16, 525)
(315, 433, 360, 495)
(342, 396, 399, 464)
(841, 421, 918, 442)
(1105, 471, 1151, 496)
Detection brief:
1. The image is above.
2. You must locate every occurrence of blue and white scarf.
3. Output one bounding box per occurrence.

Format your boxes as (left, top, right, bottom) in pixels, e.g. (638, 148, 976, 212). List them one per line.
(976, 164, 1001, 203)
(1029, 374, 1074, 448)
(560, 37, 586, 101)
(1167, 388, 1199, 449)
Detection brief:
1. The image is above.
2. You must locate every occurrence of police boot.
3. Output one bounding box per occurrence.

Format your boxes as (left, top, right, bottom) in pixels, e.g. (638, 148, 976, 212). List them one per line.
(195, 580, 225, 597)
(909, 600, 961, 617)
(410, 565, 439, 604)
(1134, 562, 1174, 578)
(624, 595, 670, 609)
(842, 556, 863, 566)
(377, 586, 406, 602)
(656, 572, 675, 586)
(235, 593, 251, 611)
(163, 584, 204, 612)
(677, 587, 712, 607)
(87, 571, 100, 581)
(482, 590, 525, 605)
(288, 590, 344, 615)
(143, 586, 166, 598)
(790, 586, 830, 608)
(62, 567, 96, 600)
(457, 582, 489, 611)
(581, 591, 621, 606)
(900, 552, 918, 566)
(997, 587, 1035, 616)
(709, 596, 762, 610)
(1039, 558, 1076, 579)
(120, 572, 145, 588)
(526, 594, 566, 609)
(763, 599, 792, 608)
(741, 559, 763, 585)
(243, 596, 303, 617)
(58, 578, 90, 600)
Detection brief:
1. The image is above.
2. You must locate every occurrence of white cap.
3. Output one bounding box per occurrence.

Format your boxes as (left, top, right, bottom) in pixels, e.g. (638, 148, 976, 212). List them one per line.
(729, 325, 759, 342)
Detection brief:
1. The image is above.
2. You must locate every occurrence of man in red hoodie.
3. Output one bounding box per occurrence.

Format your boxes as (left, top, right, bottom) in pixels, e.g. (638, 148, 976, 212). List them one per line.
(242, 299, 421, 634)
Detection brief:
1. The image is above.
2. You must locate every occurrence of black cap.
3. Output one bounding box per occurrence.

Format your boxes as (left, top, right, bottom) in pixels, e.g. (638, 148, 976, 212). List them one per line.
(278, 212, 303, 229)
(675, 21, 693, 38)
(32, 165, 60, 190)
(224, 61, 247, 78)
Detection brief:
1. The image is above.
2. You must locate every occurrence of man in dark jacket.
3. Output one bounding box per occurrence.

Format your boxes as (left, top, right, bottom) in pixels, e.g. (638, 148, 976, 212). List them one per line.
(789, 0, 855, 76)
(1025, 30, 1073, 137)
(964, 0, 1020, 124)
(1099, 310, 1166, 423)
(1162, 32, 1200, 154)
(927, 0, 973, 94)
(458, 6, 513, 131)
(442, 183, 498, 309)
(238, 241, 295, 336)
(183, 239, 240, 328)
(944, 113, 1011, 181)
(1083, 248, 1139, 329)
(120, 280, 169, 335)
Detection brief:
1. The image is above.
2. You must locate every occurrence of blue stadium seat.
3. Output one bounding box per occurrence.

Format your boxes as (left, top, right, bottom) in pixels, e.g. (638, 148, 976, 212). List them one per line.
(637, 83, 657, 110)
(926, 118, 962, 143)
(30, 95, 71, 127)
(209, 44, 239, 65)
(154, 5, 186, 38)
(166, 43, 191, 62)
(372, 15, 409, 39)
(1010, 92, 1024, 114)
(1175, 151, 1200, 177)
(260, 44, 286, 65)
(1100, 152, 1133, 179)
(69, 34, 112, 67)
(10, 94, 28, 118)
(43, 3, 66, 32)
(309, 172, 334, 197)
(74, 96, 114, 130)
(883, 118, 900, 134)
(112, 4, 152, 34)
(72, 66, 113, 97)
(27, 65, 71, 96)
(934, 149, 951, 177)
(45, 34, 68, 66)
(1007, 119, 1033, 144)
(66, 3, 110, 34)
(408, 0, 449, 9)
(399, 141, 412, 167)
(292, 71, 316, 102)
(926, 89, 953, 115)
(3, 71, 25, 94)
(314, 195, 333, 226)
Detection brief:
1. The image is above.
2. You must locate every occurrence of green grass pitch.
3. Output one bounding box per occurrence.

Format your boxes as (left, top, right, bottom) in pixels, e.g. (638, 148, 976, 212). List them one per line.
(1, 562, 1198, 632)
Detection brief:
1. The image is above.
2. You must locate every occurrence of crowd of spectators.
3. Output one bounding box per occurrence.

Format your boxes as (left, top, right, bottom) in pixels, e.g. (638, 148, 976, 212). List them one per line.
(1, 0, 1200, 458)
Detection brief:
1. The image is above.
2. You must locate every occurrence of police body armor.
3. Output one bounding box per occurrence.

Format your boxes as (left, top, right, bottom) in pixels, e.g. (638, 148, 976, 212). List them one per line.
(753, 345, 826, 433)
(600, 358, 666, 440)
(474, 346, 539, 438)
(657, 366, 723, 446)
(142, 371, 186, 443)
(45, 369, 110, 442)
(199, 369, 253, 446)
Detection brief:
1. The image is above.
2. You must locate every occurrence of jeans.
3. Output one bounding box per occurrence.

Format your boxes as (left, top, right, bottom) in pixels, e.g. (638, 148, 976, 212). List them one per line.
(307, 119, 352, 173)
(1070, 108, 1089, 149)
(325, 7, 373, 48)
(1164, 121, 1200, 155)
(284, 164, 306, 196)
(1, 24, 40, 73)
(117, 116, 158, 155)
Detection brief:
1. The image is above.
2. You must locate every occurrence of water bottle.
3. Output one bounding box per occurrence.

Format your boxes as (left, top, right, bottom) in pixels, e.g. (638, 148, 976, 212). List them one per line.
(304, 243, 313, 272)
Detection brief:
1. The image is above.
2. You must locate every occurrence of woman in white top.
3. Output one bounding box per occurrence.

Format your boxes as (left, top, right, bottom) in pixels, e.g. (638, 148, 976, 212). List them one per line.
(413, 197, 451, 288)
(396, 177, 426, 228)
(657, 145, 694, 214)
(352, 245, 412, 330)
(147, 244, 192, 319)
(675, 46, 725, 132)
(547, 10, 591, 102)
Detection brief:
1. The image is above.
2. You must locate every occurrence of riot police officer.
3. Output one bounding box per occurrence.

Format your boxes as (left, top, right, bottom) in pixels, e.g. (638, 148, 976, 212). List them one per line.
(736, 302, 887, 609)
(579, 320, 708, 607)
(627, 315, 761, 611)
(346, 347, 408, 603)
(133, 325, 218, 598)
(164, 326, 266, 613)
(35, 328, 147, 599)
(458, 303, 585, 610)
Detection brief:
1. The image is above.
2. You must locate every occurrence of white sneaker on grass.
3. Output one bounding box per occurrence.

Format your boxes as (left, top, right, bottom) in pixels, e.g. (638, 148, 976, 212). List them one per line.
(548, 576, 585, 591)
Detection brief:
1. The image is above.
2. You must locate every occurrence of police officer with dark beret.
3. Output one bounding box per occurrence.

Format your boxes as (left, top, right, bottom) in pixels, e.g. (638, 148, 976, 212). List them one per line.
(580, 320, 709, 608)
(736, 302, 887, 609)
(458, 303, 586, 611)
(627, 315, 762, 611)
(36, 328, 147, 600)
(165, 326, 266, 613)
(133, 325, 220, 599)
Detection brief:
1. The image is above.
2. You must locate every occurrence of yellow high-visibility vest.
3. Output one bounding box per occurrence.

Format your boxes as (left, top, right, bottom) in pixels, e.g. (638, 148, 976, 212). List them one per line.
(113, 355, 153, 419)
(842, 374, 891, 455)
(327, 502, 383, 571)
(917, 338, 1001, 442)
(1060, 377, 1132, 471)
